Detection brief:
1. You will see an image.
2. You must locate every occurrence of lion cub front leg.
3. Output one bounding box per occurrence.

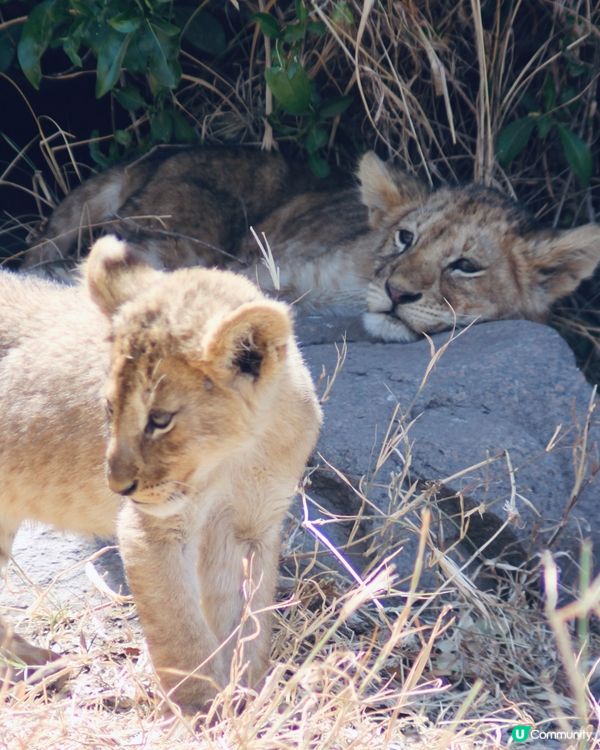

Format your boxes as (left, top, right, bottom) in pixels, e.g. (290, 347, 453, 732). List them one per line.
(197, 513, 282, 690)
(117, 504, 228, 711)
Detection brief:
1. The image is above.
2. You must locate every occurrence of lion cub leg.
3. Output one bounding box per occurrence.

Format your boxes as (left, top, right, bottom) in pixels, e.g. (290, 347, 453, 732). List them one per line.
(197, 514, 282, 691)
(117, 504, 228, 711)
(0, 520, 60, 680)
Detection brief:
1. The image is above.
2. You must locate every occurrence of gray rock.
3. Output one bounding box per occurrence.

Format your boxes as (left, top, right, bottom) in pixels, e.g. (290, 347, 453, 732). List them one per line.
(291, 318, 599, 588)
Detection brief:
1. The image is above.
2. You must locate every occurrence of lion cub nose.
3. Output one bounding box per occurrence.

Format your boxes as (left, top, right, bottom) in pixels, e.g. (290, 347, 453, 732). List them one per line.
(109, 477, 139, 496)
(385, 281, 423, 306)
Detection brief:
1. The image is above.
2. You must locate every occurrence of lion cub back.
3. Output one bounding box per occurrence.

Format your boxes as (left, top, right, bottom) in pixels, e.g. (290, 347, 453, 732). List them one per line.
(25, 146, 324, 274)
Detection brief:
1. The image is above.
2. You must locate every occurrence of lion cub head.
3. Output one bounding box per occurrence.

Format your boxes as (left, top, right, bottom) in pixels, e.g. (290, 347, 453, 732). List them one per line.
(86, 236, 293, 517)
(358, 151, 600, 342)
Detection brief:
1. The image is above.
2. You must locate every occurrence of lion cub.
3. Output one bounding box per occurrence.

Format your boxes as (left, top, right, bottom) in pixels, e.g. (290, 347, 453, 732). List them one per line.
(0, 236, 321, 710)
(243, 152, 600, 341)
(23, 146, 322, 273)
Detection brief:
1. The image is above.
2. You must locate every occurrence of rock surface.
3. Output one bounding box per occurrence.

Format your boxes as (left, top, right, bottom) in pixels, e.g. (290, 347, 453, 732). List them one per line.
(291, 317, 599, 587)
(3, 318, 598, 613)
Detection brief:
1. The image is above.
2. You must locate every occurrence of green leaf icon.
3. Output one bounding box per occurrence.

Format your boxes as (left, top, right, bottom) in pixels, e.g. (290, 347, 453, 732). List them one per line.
(511, 725, 532, 742)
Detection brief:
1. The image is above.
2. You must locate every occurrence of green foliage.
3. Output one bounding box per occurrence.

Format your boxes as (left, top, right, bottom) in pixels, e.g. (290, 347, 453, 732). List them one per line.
(496, 75, 593, 187)
(8, 0, 353, 173)
(11, 0, 227, 165)
(254, 1, 353, 176)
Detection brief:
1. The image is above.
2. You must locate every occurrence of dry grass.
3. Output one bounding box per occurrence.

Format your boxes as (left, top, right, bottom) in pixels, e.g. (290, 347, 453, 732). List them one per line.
(1, 351, 599, 749)
(1, 486, 599, 749)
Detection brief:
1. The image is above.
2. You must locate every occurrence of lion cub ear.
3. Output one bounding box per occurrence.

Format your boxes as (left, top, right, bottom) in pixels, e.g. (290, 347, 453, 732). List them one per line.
(86, 235, 157, 316)
(357, 151, 428, 228)
(525, 224, 600, 311)
(203, 300, 292, 383)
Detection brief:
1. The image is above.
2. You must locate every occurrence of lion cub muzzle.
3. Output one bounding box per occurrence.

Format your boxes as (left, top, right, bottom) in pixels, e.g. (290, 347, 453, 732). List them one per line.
(112, 477, 138, 496)
(384, 280, 423, 307)
(106, 441, 141, 496)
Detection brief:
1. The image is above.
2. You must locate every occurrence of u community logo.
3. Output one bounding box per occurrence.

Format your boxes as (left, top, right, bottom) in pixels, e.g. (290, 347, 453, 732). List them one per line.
(511, 724, 595, 743)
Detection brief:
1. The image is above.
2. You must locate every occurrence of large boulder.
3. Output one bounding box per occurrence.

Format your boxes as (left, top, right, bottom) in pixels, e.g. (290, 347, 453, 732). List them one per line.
(285, 318, 599, 589)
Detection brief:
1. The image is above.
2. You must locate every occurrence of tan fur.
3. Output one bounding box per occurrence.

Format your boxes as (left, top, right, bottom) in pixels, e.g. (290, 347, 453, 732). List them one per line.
(0, 236, 322, 710)
(241, 152, 600, 340)
(24, 146, 321, 273)
(25, 147, 600, 341)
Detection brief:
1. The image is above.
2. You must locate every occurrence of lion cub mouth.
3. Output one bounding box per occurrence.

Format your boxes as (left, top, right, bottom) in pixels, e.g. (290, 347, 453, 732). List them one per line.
(129, 485, 189, 518)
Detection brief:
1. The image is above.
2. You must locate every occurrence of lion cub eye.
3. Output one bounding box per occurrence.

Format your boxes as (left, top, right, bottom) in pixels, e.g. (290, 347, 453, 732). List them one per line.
(393, 229, 414, 255)
(145, 410, 175, 435)
(447, 257, 484, 276)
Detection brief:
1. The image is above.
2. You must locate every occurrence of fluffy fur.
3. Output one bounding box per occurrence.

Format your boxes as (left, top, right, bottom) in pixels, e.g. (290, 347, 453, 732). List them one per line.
(24, 147, 600, 341)
(0, 236, 322, 711)
(242, 151, 600, 340)
(24, 146, 322, 272)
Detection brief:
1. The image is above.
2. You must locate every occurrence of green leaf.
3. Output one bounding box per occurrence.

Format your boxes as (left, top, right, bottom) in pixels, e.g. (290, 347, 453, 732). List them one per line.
(283, 23, 306, 44)
(557, 124, 592, 186)
(265, 64, 312, 115)
(123, 28, 152, 74)
(114, 85, 146, 111)
(151, 110, 173, 143)
(521, 92, 537, 113)
(62, 33, 82, 67)
(171, 110, 197, 142)
(295, 0, 308, 23)
(559, 86, 577, 106)
(145, 20, 181, 89)
(496, 116, 535, 167)
(252, 13, 280, 39)
(566, 60, 586, 78)
(149, 18, 180, 37)
(17, 0, 67, 89)
(108, 13, 142, 34)
(305, 125, 328, 153)
(542, 76, 556, 113)
(318, 94, 352, 119)
(114, 128, 132, 147)
(95, 29, 132, 98)
(308, 152, 330, 178)
(89, 130, 110, 168)
(182, 10, 226, 56)
(536, 114, 553, 139)
(307, 21, 326, 36)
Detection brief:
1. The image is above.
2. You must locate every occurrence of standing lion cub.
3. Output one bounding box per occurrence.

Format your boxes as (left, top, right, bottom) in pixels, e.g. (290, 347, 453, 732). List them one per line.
(0, 236, 322, 710)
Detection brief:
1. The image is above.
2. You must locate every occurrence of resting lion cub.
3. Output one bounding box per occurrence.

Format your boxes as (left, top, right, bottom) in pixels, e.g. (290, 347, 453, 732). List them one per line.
(244, 152, 600, 341)
(24, 147, 600, 342)
(0, 236, 321, 710)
